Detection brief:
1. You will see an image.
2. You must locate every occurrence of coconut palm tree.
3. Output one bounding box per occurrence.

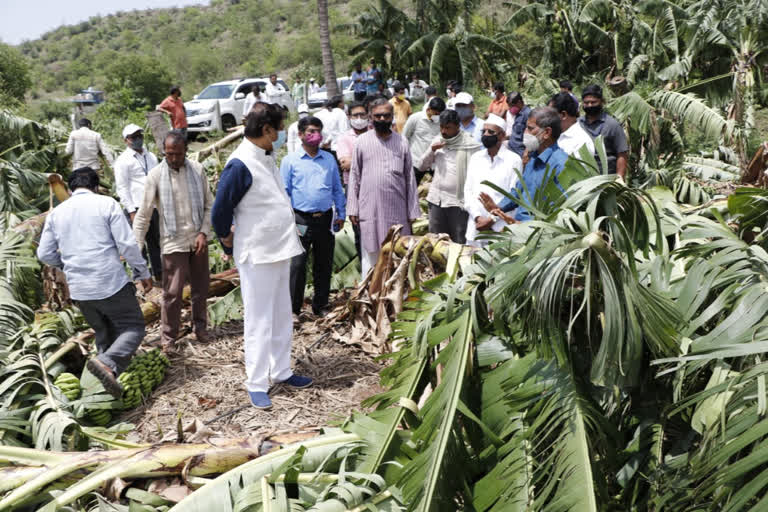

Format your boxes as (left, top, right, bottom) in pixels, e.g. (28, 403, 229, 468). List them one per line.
(317, 0, 339, 97)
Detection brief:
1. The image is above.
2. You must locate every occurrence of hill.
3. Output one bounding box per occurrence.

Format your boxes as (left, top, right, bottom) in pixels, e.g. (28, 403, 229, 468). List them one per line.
(19, 0, 369, 99)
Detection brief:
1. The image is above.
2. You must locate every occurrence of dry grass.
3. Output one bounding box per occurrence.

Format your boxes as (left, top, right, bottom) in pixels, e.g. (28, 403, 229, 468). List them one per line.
(119, 301, 384, 444)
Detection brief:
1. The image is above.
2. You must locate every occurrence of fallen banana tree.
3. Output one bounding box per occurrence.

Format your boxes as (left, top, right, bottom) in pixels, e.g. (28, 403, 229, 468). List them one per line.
(0, 430, 339, 511)
(324, 226, 474, 354)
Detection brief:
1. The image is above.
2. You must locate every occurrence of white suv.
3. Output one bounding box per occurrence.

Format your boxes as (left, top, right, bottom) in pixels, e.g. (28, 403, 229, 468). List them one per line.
(185, 77, 294, 133)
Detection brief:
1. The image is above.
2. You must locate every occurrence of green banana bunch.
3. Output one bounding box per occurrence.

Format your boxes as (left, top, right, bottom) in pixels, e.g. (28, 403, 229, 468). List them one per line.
(53, 372, 81, 401)
(118, 348, 171, 410)
(88, 408, 112, 426)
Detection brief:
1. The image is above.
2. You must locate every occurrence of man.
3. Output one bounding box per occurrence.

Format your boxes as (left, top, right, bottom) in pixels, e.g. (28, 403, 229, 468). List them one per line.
(314, 95, 349, 152)
(287, 103, 310, 153)
(404, 97, 446, 184)
(417, 109, 482, 244)
(37, 167, 152, 398)
(309, 78, 320, 96)
(481, 107, 569, 223)
(487, 82, 509, 117)
(65, 118, 114, 171)
(157, 86, 188, 138)
(281, 116, 346, 317)
(463, 114, 521, 246)
(265, 74, 287, 105)
(351, 63, 368, 102)
(550, 92, 595, 156)
(409, 73, 429, 102)
(366, 58, 382, 96)
(243, 84, 268, 117)
(560, 79, 579, 107)
(445, 81, 460, 110)
(421, 85, 438, 113)
(579, 84, 629, 178)
(389, 82, 412, 133)
(453, 92, 483, 142)
(506, 91, 531, 157)
(337, 101, 370, 187)
(114, 124, 162, 281)
(211, 103, 312, 409)
(133, 130, 214, 352)
(347, 98, 420, 276)
(377, 82, 392, 99)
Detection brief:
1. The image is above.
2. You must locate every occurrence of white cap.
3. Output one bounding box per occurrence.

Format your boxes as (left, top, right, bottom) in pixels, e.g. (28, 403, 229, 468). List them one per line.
(309, 78, 316, 82)
(454, 92, 474, 105)
(298, 103, 309, 114)
(122, 123, 143, 138)
(484, 113, 506, 132)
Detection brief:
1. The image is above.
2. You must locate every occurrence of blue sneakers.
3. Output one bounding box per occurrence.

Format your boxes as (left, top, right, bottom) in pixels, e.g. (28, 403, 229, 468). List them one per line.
(248, 391, 272, 409)
(281, 374, 313, 389)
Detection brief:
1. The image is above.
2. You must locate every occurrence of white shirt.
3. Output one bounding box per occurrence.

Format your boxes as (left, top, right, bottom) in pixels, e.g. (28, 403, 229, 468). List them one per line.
(65, 126, 114, 170)
(287, 121, 301, 154)
(243, 91, 268, 116)
(265, 81, 286, 105)
(309, 83, 320, 95)
(418, 135, 482, 209)
(422, 96, 437, 113)
(114, 147, 160, 212)
(447, 97, 457, 110)
(463, 146, 522, 244)
(505, 111, 516, 138)
(403, 111, 440, 166)
(315, 107, 349, 151)
(557, 121, 596, 156)
(409, 80, 428, 100)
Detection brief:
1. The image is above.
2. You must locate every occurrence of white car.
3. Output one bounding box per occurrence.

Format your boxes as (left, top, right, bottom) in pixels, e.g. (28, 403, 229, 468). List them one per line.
(185, 77, 294, 133)
(307, 77, 355, 109)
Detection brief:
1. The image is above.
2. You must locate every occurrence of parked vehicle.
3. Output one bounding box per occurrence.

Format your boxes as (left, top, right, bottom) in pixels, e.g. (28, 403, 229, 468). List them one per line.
(185, 77, 294, 134)
(307, 77, 355, 109)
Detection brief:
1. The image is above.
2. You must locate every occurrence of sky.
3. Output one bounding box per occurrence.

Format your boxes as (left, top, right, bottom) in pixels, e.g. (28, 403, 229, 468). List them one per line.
(0, 0, 205, 45)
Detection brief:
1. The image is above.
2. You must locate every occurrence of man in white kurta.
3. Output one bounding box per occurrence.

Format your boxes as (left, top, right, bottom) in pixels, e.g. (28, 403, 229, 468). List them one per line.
(211, 103, 312, 410)
(463, 115, 522, 246)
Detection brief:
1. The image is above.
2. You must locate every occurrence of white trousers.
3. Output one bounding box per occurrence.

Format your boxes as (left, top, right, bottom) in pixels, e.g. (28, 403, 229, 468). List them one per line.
(238, 258, 294, 393)
(360, 249, 380, 278)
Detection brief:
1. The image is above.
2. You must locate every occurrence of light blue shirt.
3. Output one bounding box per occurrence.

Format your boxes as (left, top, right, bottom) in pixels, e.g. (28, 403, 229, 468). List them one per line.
(280, 148, 346, 219)
(37, 189, 150, 301)
(351, 70, 368, 93)
(461, 116, 484, 142)
(499, 143, 569, 222)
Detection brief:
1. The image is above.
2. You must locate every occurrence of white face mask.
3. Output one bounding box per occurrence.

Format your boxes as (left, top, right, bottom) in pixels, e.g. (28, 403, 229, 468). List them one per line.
(523, 132, 539, 153)
(350, 118, 368, 130)
(446, 89, 452, 97)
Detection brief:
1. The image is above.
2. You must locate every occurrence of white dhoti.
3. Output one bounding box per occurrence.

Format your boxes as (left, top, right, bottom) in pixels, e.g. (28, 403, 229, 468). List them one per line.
(238, 258, 294, 393)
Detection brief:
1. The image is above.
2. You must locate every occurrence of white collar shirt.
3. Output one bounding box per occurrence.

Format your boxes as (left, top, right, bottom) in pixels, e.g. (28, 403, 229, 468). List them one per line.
(265, 82, 286, 105)
(463, 146, 522, 243)
(287, 121, 301, 154)
(403, 111, 440, 166)
(558, 121, 596, 156)
(114, 147, 159, 212)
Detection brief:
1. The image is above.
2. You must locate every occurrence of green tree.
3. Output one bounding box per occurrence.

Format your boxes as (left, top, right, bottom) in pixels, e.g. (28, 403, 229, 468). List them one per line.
(104, 54, 174, 109)
(0, 43, 32, 102)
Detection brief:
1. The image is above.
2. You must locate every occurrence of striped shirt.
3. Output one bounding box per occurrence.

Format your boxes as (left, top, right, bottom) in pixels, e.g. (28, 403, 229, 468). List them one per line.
(346, 130, 420, 252)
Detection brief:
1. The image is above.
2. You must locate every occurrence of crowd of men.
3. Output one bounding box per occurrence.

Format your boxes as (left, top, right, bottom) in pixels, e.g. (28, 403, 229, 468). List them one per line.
(46, 71, 628, 411)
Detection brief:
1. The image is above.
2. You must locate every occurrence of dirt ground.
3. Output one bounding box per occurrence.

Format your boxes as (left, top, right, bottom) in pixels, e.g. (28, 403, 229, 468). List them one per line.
(119, 298, 384, 444)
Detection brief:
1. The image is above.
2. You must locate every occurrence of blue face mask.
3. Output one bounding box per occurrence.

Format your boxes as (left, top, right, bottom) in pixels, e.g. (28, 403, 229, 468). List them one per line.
(273, 129, 286, 151)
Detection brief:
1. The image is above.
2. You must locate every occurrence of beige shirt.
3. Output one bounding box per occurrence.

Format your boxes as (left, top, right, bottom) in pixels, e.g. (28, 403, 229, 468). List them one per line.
(418, 135, 469, 208)
(133, 159, 213, 255)
(65, 127, 114, 170)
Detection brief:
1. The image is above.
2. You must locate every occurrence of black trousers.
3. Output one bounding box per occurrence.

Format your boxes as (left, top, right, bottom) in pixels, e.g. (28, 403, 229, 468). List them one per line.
(289, 210, 335, 314)
(428, 202, 469, 244)
(127, 209, 163, 280)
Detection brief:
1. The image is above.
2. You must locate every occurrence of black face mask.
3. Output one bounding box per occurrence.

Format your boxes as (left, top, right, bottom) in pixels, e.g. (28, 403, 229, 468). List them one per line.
(373, 120, 392, 134)
(481, 134, 498, 149)
(584, 105, 602, 117)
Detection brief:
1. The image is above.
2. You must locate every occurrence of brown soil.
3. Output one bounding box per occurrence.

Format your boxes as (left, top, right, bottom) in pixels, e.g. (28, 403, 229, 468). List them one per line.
(119, 299, 383, 444)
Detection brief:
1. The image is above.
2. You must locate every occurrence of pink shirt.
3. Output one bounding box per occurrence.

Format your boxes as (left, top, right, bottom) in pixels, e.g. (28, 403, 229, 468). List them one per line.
(337, 128, 366, 184)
